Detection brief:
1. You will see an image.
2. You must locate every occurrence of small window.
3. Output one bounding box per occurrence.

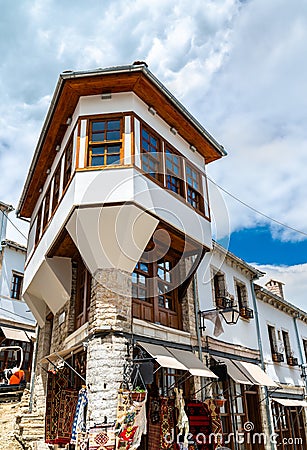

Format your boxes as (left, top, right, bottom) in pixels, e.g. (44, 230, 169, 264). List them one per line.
(11, 273, 23, 300)
(268, 325, 277, 354)
(42, 187, 51, 230)
(157, 259, 175, 310)
(52, 162, 62, 211)
(213, 272, 230, 308)
(132, 262, 151, 302)
(165, 147, 184, 196)
(185, 163, 203, 212)
(63, 140, 73, 190)
(88, 118, 122, 166)
(35, 205, 42, 245)
(140, 126, 162, 182)
(282, 331, 291, 358)
(75, 259, 91, 330)
(235, 282, 247, 309)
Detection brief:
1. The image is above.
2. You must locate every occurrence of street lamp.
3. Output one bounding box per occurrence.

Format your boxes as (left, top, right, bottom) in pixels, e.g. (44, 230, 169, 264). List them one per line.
(219, 307, 240, 325)
(199, 306, 240, 333)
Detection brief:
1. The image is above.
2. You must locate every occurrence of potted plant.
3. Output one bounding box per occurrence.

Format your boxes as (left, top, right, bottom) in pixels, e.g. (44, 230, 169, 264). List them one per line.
(131, 386, 147, 402)
(214, 395, 226, 408)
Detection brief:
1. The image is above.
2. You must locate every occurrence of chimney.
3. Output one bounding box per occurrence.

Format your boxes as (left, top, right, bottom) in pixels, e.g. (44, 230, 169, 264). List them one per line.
(265, 279, 285, 299)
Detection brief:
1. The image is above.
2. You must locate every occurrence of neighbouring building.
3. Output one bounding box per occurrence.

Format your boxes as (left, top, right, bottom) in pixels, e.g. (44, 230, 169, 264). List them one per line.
(0, 201, 36, 382)
(255, 281, 307, 449)
(16, 62, 307, 450)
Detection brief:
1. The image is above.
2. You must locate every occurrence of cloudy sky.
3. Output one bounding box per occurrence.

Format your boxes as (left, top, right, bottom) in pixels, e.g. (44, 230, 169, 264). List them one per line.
(1, 0, 306, 307)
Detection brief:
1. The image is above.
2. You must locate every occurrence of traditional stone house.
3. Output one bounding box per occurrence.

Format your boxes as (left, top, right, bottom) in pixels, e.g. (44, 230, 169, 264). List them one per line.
(16, 63, 307, 450)
(17, 63, 227, 448)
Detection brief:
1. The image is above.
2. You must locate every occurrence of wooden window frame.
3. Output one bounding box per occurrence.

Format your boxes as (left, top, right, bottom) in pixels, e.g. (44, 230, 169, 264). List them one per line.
(42, 186, 51, 230)
(52, 162, 62, 212)
(132, 249, 182, 330)
(10, 272, 24, 300)
(281, 330, 292, 359)
(185, 162, 204, 213)
(138, 120, 206, 215)
(87, 116, 124, 167)
(164, 145, 185, 198)
(140, 124, 163, 184)
(63, 138, 73, 190)
(35, 205, 42, 246)
(235, 280, 248, 309)
(74, 259, 91, 330)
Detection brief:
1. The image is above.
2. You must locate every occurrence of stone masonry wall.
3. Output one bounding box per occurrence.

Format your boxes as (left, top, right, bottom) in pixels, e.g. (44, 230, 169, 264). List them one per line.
(86, 334, 128, 427)
(89, 268, 132, 334)
(32, 320, 52, 415)
(86, 268, 132, 426)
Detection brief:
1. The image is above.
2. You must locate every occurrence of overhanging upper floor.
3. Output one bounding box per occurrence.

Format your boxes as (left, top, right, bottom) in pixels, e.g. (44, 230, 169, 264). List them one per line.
(17, 63, 226, 218)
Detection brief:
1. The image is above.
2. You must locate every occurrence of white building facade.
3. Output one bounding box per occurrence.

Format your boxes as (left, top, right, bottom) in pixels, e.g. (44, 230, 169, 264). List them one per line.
(0, 201, 36, 382)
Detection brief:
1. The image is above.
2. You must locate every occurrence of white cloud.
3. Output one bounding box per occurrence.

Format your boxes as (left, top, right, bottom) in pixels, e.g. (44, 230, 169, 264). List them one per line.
(0, 0, 306, 299)
(254, 263, 307, 311)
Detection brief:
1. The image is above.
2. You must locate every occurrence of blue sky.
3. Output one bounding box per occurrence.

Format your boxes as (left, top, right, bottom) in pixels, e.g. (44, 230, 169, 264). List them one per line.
(226, 226, 307, 266)
(0, 0, 306, 307)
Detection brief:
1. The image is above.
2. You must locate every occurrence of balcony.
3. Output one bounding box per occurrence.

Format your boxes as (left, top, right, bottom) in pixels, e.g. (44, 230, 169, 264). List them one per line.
(215, 296, 234, 309)
(287, 356, 298, 366)
(272, 352, 284, 363)
(239, 306, 254, 320)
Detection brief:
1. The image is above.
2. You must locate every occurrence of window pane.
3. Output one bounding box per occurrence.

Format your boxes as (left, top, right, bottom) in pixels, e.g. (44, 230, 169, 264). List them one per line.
(92, 121, 105, 132)
(108, 120, 120, 130)
(139, 263, 148, 273)
(132, 273, 138, 284)
(92, 145, 105, 155)
(139, 275, 146, 285)
(92, 156, 104, 166)
(142, 129, 149, 140)
(107, 154, 120, 165)
(158, 267, 164, 279)
(139, 288, 146, 299)
(132, 286, 138, 297)
(150, 136, 157, 147)
(142, 140, 149, 151)
(106, 130, 120, 140)
(92, 132, 105, 142)
(107, 145, 121, 154)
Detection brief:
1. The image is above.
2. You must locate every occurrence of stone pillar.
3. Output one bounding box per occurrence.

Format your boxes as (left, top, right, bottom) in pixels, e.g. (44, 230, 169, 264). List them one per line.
(86, 268, 132, 427)
(32, 320, 52, 414)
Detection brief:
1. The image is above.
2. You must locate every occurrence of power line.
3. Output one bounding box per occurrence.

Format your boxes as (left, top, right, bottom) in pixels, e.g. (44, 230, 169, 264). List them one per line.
(207, 176, 307, 238)
(0, 306, 34, 323)
(1, 210, 27, 240)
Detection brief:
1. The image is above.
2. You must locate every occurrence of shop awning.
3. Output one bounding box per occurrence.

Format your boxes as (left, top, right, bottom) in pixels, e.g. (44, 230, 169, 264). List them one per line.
(1, 326, 30, 342)
(138, 342, 217, 378)
(138, 342, 187, 371)
(168, 348, 218, 378)
(215, 357, 253, 385)
(236, 361, 278, 388)
(41, 344, 83, 364)
(273, 398, 307, 407)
